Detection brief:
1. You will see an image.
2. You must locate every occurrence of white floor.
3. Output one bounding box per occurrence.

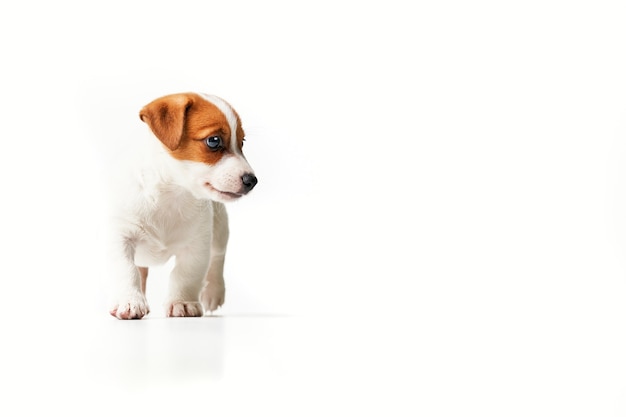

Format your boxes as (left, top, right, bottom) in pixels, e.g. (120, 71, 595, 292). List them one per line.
(3, 288, 626, 416)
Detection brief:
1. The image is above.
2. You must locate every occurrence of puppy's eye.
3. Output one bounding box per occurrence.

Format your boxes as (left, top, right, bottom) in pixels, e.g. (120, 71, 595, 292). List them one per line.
(205, 136, 222, 150)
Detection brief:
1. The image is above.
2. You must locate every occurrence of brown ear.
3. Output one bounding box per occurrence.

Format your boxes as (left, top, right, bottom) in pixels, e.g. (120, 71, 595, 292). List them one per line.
(139, 94, 194, 150)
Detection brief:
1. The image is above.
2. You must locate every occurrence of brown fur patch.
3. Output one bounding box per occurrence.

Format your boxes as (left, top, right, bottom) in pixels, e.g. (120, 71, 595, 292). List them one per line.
(139, 93, 245, 164)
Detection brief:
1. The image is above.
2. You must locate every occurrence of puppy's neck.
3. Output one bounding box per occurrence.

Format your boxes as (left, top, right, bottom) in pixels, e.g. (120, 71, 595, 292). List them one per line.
(137, 134, 190, 194)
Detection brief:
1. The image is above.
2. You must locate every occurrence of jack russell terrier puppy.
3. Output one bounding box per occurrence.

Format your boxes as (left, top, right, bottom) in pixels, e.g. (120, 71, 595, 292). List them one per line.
(108, 92, 257, 319)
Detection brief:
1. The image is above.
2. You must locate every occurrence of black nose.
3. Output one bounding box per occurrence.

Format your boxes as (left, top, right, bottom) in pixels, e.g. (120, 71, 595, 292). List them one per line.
(241, 173, 258, 192)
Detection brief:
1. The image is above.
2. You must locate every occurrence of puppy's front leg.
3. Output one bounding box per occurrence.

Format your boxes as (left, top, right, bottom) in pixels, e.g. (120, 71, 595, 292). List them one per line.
(109, 238, 150, 320)
(165, 241, 211, 317)
(200, 202, 228, 313)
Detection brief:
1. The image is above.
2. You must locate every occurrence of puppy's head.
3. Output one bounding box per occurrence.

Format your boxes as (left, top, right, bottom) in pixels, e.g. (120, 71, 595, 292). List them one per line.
(139, 92, 257, 202)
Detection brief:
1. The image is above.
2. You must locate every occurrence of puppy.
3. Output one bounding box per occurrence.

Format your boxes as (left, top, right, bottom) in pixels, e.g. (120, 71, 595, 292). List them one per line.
(108, 92, 257, 319)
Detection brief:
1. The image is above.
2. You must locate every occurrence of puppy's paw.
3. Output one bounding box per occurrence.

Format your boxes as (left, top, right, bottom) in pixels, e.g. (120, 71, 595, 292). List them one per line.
(166, 301, 204, 317)
(110, 294, 150, 320)
(200, 283, 225, 313)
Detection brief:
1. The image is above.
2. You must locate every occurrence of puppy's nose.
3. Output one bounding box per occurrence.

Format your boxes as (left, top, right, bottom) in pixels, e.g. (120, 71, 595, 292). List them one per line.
(241, 173, 258, 193)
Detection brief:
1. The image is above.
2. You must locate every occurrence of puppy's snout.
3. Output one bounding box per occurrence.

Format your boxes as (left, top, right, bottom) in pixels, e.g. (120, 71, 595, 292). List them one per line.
(241, 173, 258, 193)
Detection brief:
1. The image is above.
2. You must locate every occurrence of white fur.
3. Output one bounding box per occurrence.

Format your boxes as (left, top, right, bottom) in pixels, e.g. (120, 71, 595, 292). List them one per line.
(107, 94, 254, 319)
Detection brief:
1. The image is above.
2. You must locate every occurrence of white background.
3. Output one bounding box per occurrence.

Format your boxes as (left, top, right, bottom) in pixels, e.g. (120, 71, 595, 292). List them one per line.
(1, 0, 626, 415)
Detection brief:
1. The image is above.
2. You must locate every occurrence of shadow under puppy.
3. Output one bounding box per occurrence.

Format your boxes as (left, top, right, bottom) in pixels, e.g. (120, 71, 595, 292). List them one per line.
(108, 92, 257, 319)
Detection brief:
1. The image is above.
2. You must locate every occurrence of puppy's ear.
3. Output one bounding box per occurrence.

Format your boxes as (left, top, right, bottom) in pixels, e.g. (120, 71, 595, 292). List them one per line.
(139, 94, 194, 150)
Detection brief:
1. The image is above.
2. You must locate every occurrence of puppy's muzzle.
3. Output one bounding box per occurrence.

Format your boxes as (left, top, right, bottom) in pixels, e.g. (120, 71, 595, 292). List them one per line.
(241, 173, 258, 194)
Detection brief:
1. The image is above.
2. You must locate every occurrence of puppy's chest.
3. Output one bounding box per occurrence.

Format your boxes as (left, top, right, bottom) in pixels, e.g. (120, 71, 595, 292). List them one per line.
(134, 190, 212, 266)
